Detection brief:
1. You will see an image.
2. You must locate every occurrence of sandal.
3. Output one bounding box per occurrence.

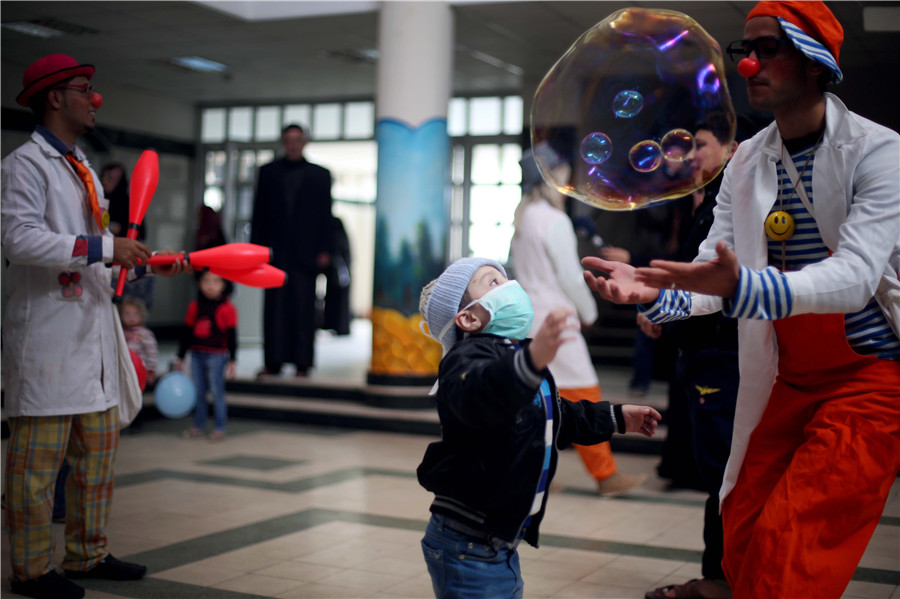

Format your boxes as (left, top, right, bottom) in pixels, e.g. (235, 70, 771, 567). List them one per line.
(208, 430, 226, 441)
(182, 427, 205, 439)
(645, 578, 732, 599)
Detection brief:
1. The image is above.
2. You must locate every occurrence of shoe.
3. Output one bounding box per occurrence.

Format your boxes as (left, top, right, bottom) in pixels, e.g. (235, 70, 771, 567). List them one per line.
(255, 367, 280, 380)
(182, 427, 205, 439)
(11, 570, 85, 599)
(645, 578, 732, 599)
(208, 430, 226, 441)
(596, 472, 647, 497)
(65, 554, 147, 581)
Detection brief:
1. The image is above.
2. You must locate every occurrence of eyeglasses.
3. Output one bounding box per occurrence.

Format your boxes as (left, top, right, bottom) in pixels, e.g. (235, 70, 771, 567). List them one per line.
(55, 83, 95, 97)
(726, 36, 792, 62)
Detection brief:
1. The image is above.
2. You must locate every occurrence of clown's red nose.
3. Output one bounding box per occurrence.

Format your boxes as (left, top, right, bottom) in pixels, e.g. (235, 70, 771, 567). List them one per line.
(90, 92, 103, 109)
(738, 58, 760, 78)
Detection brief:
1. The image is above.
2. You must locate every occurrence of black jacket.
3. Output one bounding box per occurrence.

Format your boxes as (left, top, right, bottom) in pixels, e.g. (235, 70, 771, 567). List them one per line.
(417, 334, 624, 547)
(250, 157, 333, 274)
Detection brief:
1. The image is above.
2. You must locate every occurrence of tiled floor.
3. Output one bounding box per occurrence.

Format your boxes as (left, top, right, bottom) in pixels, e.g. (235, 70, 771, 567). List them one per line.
(2, 321, 899, 599)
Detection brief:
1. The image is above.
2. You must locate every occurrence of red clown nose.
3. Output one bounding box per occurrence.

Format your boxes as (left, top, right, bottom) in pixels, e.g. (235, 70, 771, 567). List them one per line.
(90, 92, 103, 109)
(738, 57, 760, 78)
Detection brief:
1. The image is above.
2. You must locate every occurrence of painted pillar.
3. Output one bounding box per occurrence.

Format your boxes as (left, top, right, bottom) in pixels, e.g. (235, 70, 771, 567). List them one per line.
(369, 2, 453, 384)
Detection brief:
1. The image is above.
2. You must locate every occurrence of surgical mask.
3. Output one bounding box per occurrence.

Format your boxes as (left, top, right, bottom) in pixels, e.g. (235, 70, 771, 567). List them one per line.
(466, 280, 534, 340)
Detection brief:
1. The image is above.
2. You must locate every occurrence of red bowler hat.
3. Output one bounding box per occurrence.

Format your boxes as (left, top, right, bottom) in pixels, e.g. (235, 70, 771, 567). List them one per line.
(16, 53, 95, 107)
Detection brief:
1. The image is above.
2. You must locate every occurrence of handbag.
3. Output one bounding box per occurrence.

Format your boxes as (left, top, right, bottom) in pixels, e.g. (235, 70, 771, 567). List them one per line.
(113, 306, 143, 427)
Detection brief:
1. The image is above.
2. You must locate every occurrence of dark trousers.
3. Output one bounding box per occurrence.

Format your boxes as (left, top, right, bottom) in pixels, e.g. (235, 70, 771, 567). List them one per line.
(682, 348, 739, 580)
(263, 270, 318, 372)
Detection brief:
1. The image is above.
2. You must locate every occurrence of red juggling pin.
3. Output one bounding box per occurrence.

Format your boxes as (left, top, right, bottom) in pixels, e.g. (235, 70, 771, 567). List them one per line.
(147, 243, 272, 270)
(113, 150, 158, 304)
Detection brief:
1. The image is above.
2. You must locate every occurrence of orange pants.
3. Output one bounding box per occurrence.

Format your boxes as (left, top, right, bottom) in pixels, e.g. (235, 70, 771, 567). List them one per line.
(722, 313, 900, 599)
(562, 385, 617, 481)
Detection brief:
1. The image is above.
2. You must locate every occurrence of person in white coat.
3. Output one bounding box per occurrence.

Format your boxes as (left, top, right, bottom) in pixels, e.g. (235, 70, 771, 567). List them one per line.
(582, 3, 900, 598)
(1, 53, 188, 599)
(510, 143, 645, 497)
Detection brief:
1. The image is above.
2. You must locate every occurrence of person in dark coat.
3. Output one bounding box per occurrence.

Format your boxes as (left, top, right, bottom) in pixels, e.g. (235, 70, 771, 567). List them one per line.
(251, 123, 333, 377)
(320, 215, 351, 336)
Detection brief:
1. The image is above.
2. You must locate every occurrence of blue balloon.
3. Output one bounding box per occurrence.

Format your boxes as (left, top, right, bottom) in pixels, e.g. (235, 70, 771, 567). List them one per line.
(154, 372, 197, 419)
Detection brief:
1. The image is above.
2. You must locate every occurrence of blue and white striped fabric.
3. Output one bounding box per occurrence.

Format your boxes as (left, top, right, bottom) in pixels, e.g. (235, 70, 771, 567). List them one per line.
(639, 289, 692, 323)
(527, 379, 554, 518)
(727, 266, 793, 320)
(637, 140, 899, 360)
(734, 143, 899, 359)
(778, 17, 843, 84)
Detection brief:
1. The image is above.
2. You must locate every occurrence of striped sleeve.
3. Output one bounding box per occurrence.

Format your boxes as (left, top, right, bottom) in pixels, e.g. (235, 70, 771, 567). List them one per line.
(637, 290, 692, 323)
(723, 265, 793, 320)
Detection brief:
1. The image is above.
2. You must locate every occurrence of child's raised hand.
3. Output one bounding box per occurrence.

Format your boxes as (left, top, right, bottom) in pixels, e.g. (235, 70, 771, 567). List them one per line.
(621, 405, 662, 437)
(528, 308, 577, 371)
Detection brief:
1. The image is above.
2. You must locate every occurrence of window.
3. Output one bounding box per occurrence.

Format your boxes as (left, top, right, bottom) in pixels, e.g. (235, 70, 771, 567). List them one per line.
(201, 108, 226, 143)
(255, 106, 280, 141)
(198, 95, 524, 320)
(228, 107, 252, 141)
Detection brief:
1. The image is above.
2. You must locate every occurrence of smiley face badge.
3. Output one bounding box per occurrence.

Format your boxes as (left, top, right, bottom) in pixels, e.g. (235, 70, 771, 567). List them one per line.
(765, 210, 795, 241)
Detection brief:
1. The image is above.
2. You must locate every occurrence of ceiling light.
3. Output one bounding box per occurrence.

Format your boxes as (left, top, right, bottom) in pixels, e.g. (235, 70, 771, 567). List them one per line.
(170, 56, 229, 73)
(2, 19, 97, 38)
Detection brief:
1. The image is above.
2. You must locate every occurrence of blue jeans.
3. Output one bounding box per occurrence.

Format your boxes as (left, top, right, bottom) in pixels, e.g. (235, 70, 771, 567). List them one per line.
(191, 351, 228, 432)
(421, 514, 524, 599)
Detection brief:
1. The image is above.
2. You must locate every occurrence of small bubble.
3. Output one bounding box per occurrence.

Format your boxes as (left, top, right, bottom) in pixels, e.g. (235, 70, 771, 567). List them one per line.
(613, 90, 644, 118)
(580, 132, 613, 165)
(661, 129, 694, 161)
(629, 140, 663, 173)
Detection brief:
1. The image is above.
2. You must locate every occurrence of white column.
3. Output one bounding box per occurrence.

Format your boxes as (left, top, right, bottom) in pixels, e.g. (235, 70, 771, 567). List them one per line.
(369, 2, 454, 384)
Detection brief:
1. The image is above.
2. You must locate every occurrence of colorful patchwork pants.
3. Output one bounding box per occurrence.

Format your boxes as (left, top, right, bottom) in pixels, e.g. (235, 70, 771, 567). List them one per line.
(722, 314, 900, 598)
(4, 407, 119, 581)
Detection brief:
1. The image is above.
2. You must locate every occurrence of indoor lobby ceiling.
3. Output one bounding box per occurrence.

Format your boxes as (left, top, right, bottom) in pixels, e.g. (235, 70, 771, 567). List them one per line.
(2, 1, 898, 106)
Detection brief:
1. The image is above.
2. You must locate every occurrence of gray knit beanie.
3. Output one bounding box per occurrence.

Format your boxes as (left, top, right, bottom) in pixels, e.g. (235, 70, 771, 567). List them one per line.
(520, 142, 565, 193)
(421, 257, 506, 353)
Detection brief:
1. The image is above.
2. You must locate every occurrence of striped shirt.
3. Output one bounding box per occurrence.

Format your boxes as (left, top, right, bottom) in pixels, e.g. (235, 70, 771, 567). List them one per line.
(526, 379, 554, 520)
(641, 141, 899, 360)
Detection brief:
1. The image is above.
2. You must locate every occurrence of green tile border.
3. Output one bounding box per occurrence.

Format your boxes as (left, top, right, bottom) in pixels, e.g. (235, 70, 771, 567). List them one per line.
(197, 455, 307, 471)
(79, 577, 269, 598)
(101, 462, 900, 597)
(115, 466, 415, 494)
(104, 506, 897, 598)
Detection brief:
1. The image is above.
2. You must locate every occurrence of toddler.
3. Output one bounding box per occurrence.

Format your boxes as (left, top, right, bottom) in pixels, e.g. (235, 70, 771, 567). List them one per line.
(417, 257, 661, 599)
(119, 297, 159, 388)
(177, 270, 238, 440)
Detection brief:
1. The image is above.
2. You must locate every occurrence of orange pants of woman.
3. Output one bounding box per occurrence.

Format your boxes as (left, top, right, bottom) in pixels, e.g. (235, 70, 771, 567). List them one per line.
(562, 385, 617, 481)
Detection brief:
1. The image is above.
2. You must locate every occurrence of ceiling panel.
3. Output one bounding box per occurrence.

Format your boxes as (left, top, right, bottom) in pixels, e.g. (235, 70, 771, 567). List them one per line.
(1, 0, 897, 109)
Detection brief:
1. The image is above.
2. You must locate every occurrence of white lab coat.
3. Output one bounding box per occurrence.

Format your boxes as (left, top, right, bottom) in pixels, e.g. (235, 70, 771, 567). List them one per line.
(1, 131, 121, 417)
(690, 94, 900, 504)
(511, 199, 600, 388)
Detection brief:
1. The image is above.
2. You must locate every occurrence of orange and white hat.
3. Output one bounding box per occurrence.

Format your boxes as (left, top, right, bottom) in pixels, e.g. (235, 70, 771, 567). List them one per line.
(747, 1, 844, 84)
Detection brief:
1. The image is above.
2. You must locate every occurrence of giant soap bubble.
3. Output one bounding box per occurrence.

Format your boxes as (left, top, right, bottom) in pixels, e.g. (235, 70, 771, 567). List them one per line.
(531, 8, 736, 210)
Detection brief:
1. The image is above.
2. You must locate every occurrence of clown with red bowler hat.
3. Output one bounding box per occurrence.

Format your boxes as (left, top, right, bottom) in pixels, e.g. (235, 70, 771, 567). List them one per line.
(584, 3, 900, 599)
(2, 54, 189, 599)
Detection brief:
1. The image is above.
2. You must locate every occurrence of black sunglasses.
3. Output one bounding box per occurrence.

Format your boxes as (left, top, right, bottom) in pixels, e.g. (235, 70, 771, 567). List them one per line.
(726, 36, 792, 62)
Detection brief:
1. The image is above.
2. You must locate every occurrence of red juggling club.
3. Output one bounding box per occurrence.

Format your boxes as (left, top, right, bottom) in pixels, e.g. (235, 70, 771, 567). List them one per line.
(113, 150, 158, 304)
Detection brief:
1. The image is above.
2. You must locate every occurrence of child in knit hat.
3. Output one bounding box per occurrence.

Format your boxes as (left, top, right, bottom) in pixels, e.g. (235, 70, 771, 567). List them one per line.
(416, 257, 661, 599)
